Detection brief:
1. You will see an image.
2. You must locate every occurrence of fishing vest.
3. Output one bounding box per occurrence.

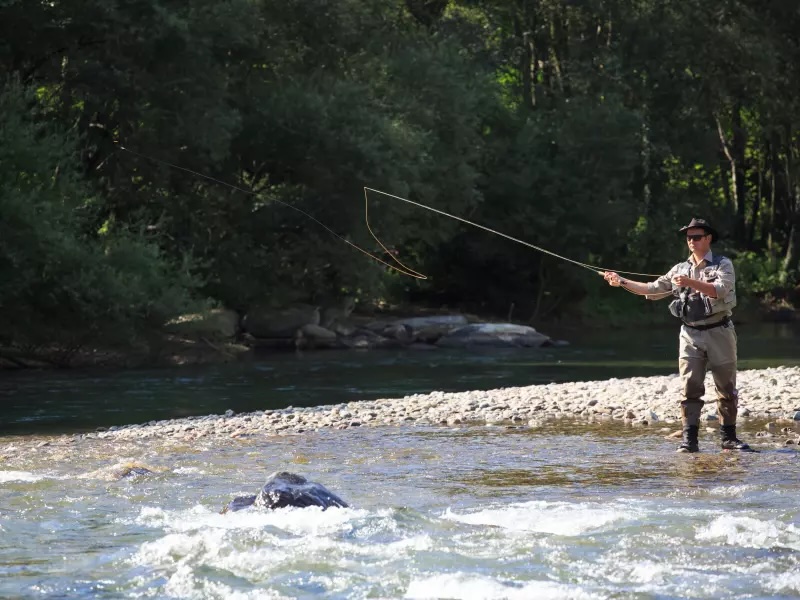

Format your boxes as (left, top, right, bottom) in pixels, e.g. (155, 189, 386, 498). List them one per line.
(667, 255, 736, 322)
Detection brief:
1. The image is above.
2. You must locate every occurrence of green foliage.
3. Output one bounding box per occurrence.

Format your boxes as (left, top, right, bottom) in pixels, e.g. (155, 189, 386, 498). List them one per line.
(414, 94, 643, 318)
(1, 0, 799, 353)
(735, 251, 797, 295)
(0, 82, 203, 352)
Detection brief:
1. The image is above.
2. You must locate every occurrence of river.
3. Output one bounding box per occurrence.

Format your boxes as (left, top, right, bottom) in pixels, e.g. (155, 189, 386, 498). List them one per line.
(1, 322, 798, 437)
(0, 323, 798, 599)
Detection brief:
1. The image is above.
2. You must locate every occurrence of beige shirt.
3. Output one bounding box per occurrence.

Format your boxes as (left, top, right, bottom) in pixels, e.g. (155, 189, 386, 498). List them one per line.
(646, 251, 737, 325)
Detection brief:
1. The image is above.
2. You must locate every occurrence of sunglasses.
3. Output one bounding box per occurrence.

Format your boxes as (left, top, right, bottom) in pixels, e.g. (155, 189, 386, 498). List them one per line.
(686, 234, 708, 242)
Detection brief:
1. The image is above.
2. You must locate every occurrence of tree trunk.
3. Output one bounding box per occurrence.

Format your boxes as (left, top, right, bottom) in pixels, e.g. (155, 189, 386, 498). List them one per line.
(747, 159, 761, 250)
(781, 125, 799, 278)
(514, 0, 536, 110)
(718, 162, 731, 210)
(731, 105, 747, 243)
(783, 218, 799, 280)
(715, 110, 746, 243)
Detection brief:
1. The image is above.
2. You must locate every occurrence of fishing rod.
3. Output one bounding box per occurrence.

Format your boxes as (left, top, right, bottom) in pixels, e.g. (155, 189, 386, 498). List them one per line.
(363, 187, 663, 277)
(115, 143, 667, 295)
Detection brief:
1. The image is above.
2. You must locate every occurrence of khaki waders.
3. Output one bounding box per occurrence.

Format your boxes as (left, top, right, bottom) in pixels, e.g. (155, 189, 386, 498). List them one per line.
(678, 320, 738, 428)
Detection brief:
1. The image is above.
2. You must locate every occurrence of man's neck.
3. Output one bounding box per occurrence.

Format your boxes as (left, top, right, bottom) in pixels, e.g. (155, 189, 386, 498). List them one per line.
(691, 251, 708, 264)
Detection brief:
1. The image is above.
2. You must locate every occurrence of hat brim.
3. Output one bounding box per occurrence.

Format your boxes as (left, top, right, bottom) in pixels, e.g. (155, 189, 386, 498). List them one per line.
(678, 224, 718, 242)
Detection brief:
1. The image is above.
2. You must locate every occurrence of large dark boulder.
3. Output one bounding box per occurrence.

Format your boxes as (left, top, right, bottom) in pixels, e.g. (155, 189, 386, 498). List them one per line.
(222, 471, 349, 513)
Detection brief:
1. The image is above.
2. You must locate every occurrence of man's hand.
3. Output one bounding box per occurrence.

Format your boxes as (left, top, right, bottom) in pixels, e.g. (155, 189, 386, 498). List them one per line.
(603, 271, 624, 287)
(672, 275, 718, 298)
(672, 275, 693, 288)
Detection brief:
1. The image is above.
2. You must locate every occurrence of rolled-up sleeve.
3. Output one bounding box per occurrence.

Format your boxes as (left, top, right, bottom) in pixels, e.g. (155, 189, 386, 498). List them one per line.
(713, 258, 735, 299)
(645, 264, 678, 297)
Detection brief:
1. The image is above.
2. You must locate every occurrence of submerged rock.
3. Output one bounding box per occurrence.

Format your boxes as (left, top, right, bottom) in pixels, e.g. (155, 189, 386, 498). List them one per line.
(79, 462, 162, 481)
(222, 471, 349, 513)
(117, 466, 156, 479)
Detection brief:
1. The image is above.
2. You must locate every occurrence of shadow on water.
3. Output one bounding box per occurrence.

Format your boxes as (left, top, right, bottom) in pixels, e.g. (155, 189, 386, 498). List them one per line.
(0, 322, 797, 436)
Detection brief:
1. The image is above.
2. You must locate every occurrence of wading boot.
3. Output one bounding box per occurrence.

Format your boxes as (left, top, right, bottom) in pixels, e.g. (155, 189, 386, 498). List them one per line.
(720, 424, 753, 451)
(677, 426, 699, 453)
(678, 399, 703, 453)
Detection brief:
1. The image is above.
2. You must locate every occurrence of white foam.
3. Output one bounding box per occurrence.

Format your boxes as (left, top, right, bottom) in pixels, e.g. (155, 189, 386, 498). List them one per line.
(696, 515, 800, 551)
(624, 560, 671, 585)
(131, 525, 431, 585)
(0, 470, 44, 483)
(766, 570, 800, 594)
(161, 563, 288, 600)
(135, 503, 367, 537)
(404, 573, 603, 600)
(129, 505, 432, 582)
(173, 466, 205, 475)
(134, 529, 231, 568)
(707, 484, 759, 497)
(442, 501, 632, 536)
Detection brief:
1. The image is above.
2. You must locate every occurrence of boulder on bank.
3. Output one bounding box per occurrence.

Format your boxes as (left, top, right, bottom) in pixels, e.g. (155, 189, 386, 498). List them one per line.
(436, 323, 550, 348)
(360, 315, 468, 345)
(394, 315, 469, 344)
(164, 308, 240, 339)
(300, 323, 337, 342)
(320, 297, 357, 329)
(238, 305, 560, 353)
(338, 328, 407, 349)
(242, 304, 320, 338)
(391, 315, 469, 330)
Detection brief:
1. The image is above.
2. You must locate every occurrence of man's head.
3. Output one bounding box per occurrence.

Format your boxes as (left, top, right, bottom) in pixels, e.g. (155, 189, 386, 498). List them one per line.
(678, 218, 717, 255)
(685, 227, 712, 255)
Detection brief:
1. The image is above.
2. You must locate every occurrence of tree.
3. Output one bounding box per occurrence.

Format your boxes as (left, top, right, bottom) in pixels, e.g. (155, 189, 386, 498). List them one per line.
(0, 81, 202, 361)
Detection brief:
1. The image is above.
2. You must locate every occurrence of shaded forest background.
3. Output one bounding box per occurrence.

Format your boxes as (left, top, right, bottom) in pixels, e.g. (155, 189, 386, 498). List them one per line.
(1, 0, 799, 359)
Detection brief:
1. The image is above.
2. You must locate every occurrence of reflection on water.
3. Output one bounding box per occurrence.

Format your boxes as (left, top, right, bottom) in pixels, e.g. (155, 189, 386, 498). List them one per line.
(0, 421, 798, 599)
(1, 322, 798, 436)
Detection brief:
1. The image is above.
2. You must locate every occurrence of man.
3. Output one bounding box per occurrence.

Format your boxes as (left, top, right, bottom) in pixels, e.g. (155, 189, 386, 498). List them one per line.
(602, 218, 751, 453)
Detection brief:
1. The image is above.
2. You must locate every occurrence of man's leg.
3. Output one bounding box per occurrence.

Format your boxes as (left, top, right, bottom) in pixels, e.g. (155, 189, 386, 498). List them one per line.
(711, 360, 737, 425)
(678, 328, 707, 453)
(708, 323, 751, 450)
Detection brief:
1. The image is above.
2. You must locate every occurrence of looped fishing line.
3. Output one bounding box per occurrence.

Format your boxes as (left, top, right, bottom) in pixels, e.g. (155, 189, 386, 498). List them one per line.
(114, 142, 665, 289)
(115, 143, 426, 279)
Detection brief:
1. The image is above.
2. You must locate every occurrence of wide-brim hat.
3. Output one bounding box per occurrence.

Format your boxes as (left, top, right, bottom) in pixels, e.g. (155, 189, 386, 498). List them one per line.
(679, 218, 718, 242)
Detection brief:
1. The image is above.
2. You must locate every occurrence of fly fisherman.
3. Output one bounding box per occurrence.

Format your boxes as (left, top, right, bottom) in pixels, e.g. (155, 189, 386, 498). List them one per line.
(602, 218, 751, 453)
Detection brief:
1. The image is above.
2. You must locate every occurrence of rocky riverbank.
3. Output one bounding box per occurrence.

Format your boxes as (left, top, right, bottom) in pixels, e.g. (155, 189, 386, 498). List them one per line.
(54, 365, 800, 448)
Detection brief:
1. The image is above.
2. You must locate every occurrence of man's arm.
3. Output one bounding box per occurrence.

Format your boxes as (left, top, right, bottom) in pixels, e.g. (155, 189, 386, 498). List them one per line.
(603, 266, 677, 299)
(602, 272, 651, 294)
(671, 276, 717, 298)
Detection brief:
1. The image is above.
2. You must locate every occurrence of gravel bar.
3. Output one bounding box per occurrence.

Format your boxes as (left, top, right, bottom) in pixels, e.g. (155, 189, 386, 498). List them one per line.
(76, 366, 800, 444)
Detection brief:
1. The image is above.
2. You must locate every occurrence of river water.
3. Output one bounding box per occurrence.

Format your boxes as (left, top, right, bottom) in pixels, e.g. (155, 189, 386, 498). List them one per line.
(1, 422, 799, 599)
(1, 323, 799, 599)
(1, 323, 798, 436)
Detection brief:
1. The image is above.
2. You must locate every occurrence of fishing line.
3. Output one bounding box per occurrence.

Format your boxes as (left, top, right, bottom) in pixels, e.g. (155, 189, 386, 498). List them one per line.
(364, 187, 663, 278)
(114, 142, 426, 279)
(114, 142, 667, 293)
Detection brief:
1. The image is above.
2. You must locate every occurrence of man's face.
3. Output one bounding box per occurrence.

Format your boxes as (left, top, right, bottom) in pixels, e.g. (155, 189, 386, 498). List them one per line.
(686, 227, 711, 254)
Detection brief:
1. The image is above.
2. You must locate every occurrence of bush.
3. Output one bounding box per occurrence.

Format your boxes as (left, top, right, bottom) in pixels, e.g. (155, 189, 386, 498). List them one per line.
(0, 81, 204, 356)
(734, 250, 796, 296)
